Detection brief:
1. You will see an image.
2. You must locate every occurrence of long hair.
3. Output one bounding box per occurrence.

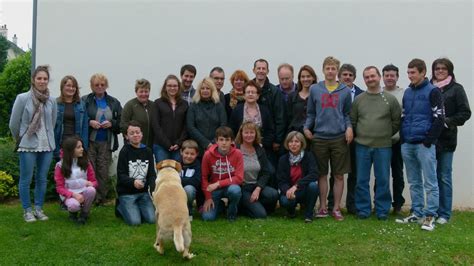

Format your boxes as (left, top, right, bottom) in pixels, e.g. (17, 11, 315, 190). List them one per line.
(59, 75, 81, 103)
(297, 65, 317, 91)
(61, 136, 89, 178)
(192, 77, 220, 103)
(160, 74, 183, 103)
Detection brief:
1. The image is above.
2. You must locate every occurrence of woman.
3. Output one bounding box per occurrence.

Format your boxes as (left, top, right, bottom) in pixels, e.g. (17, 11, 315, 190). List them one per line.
(82, 73, 122, 206)
(9, 65, 57, 222)
(224, 70, 249, 118)
(235, 121, 278, 219)
(229, 80, 274, 151)
(186, 77, 227, 154)
(277, 131, 319, 223)
(54, 75, 89, 161)
(152, 75, 188, 162)
(120, 79, 155, 149)
(430, 58, 471, 224)
(287, 65, 317, 134)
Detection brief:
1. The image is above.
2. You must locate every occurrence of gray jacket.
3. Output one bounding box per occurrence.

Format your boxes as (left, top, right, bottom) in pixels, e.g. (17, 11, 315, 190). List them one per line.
(9, 90, 57, 150)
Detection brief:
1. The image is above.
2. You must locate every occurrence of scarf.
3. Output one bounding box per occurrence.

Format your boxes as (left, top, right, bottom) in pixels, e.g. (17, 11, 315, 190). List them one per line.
(289, 150, 304, 166)
(433, 75, 452, 90)
(26, 87, 50, 136)
(229, 88, 245, 109)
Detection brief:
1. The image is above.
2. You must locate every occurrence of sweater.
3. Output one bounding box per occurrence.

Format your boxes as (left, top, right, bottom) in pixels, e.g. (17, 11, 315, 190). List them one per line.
(350, 91, 401, 148)
(180, 158, 201, 190)
(120, 98, 155, 148)
(152, 98, 188, 148)
(54, 161, 98, 199)
(277, 152, 318, 194)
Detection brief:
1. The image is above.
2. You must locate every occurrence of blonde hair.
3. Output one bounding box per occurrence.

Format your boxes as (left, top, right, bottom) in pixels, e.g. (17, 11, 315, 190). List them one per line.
(192, 77, 220, 103)
(90, 73, 109, 89)
(322, 56, 340, 70)
(284, 131, 307, 151)
(235, 121, 262, 146)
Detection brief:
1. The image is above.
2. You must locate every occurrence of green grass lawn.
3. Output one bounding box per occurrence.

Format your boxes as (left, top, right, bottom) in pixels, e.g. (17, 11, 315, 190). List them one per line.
(0, 201, 473, 265)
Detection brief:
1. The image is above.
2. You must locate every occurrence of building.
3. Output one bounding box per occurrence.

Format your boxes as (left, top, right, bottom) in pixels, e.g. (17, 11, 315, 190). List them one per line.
(1, 24, 25, 60)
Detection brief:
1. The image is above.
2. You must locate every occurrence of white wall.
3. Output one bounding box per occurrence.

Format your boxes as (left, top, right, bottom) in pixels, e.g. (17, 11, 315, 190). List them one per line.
(35, 0, 473, 207)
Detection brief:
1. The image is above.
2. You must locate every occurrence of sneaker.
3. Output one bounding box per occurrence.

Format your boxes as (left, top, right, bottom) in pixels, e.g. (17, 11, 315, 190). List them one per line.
(315, 208, 329, 218)
(304, 217, 313, 223)
(436, 217, 448, 225)
(421, 216, 435, 231)
(69, 212, 78, 222)
(395, 213, 420, 224)
(33, 209, 49, 221)
(332, 210, 344, 221)
(24, 211, 37, 223)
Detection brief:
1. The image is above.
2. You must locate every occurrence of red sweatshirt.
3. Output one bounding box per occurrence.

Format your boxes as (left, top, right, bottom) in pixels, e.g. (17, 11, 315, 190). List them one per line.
(201, 144, 243, 200)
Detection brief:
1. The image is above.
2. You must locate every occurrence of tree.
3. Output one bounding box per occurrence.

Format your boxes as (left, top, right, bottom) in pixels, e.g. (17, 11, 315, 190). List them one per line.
(0, 35, 9, 73)
(0, 51, 31, 136)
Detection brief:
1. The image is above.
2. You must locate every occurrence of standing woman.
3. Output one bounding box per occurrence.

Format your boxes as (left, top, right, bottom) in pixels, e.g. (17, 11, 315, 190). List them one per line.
(186, 77, 227, 155)
(287, 65, 317, 134)
(9, 65, 57, 222)
(54, 75, 89, 161)
(82, 73, 122, 206)
(430, 58, 471, 224)
(224, 70, 250, 118)
(152, 75, 188, 163)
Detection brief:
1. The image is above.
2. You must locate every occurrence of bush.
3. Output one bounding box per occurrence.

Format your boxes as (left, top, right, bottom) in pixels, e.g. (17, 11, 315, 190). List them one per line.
(0, 171, 18, 201)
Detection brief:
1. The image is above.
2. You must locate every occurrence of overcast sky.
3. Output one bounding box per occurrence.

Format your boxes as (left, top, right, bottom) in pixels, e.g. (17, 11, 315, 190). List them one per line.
(0, 0, 33, 50)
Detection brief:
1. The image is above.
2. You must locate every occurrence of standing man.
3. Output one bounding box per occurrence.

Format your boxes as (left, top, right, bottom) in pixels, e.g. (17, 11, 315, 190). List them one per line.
(351, 66, 401, 220)
(382, 64, 405, 214)
(276, 63, 297, 102)
(209, 66, 226, 103)
(396, 59, 444, 231)
(180, 64, 196, 104)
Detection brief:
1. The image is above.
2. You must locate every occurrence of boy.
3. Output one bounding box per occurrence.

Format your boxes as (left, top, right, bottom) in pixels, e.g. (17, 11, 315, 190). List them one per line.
(116, 120, 156, 226)
(201, 126, 243, 221)
(179, 140, 202, 221)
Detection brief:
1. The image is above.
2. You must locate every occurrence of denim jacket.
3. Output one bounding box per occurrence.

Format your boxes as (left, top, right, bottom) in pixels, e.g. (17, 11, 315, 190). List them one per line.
(54, 99, 89, 158)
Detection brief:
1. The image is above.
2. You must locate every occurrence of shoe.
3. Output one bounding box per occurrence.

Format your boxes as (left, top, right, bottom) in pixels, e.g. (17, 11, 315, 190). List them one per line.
(377, 216, 388, 221)
(189, 215, 193, 222)
(33, 209, 49, 221)
(395, 213, 421, 224)
(357, 214, 369, 220)
(77, 211, 88, 225)
(69, 212, 78, 222)
(421, 216, 435, 231)
(24, 211, 37, 223)
(436, 217, 448, 225)
(288, 209, 296, 219)
(228, 215, 236, 222)
(332, 210, 344, 221)
(304, 217, 313, 223)
(315, 208, 329, 218)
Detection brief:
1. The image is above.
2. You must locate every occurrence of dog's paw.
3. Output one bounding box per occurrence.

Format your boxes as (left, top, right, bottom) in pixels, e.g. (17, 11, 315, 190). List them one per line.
(154, 243, 164, 255)
(183, 253, 195, 260)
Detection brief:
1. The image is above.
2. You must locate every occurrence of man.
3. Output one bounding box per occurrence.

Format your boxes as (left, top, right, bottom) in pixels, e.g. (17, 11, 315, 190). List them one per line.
(351, 66, 401, 220)
(382, 64, 405, 214)
(396, 58, 444, 232)
(209, 66, 225, 103)
(276, 63, 297, 102)
(180, 64, 196, 104)
(252, 59, 286, 177)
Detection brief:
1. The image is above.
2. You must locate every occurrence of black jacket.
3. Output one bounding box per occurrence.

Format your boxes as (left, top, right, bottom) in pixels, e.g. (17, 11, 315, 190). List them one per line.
(179, 158, 201, 189)
(152, 98, 188, 148)
(277, 152, 318, 194)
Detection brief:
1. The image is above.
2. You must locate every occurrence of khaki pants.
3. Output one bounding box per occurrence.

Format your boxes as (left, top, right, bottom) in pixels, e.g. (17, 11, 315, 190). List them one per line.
(89, 141, 112, 203)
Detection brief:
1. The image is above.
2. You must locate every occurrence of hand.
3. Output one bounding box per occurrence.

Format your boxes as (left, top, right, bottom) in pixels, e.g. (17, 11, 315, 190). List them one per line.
(286, 185, 297, 200)
(85, 181, 93, 187)
(250, 187, 261, 203)
(169, 145, 179, 151)
(272, 143, 280, 152)
(207, 182, 219, 192)
(72, 193, 84, 204)
(345, 127, 353, 144)
(134, 179, 145, 189)
(89, 120, 101, 130)
(304, 129, 313, 140)
(100, 120, 112, 129)
(203, 199, 215, 212)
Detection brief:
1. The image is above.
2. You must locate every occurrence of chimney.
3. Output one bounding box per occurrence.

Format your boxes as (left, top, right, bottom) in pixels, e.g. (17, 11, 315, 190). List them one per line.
(12, 34, 17, 45)
(0, 24, 7, 39)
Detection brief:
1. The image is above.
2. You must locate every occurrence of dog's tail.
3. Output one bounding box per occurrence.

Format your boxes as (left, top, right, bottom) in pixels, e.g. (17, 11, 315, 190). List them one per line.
(173, 224, 185, 252)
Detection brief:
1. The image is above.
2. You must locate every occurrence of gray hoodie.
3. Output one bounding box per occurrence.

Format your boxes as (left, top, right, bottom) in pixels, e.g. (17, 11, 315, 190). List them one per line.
(304, 81, 352, 139)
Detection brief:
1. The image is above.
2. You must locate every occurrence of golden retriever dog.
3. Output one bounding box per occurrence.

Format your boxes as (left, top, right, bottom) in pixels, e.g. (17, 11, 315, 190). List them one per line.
(153, 159, 193, 259)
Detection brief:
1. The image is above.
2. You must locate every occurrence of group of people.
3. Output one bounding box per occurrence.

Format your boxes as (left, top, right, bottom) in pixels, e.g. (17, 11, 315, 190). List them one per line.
(9, 56, 470, 232)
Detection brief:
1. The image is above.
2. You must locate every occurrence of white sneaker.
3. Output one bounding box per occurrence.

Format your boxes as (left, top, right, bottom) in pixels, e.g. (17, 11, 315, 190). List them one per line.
(436, 217, 448, 225)
(395, 213, 421, 224)
(33, 209, 49, 221)
(421, 216, 435, 231)
(24, 211, 37, 222)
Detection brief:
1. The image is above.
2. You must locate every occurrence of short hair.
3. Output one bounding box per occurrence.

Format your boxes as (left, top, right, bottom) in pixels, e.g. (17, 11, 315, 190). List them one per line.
(160, 74, 183, 103)
(192, 77, 220, 103)
(32, 65, 50, 86)
(59, 75, 81, 103)
(407, 58, 426, 74)
(181, 139, 199, 152)
(431, 58, 455, 82)
(382, 64, 399, 77)
(235, 121, 262, 146)
(215, 126, 234, 140)
(135, 78, 150, 92)
(363, 66, 381, 77)
(244, 80, 262, 95)
(322, 56, 340, 70)
(210, 66, 225, 75)
(277, 63, 294, 74)
(90, 73, 109, 89)
(283, 131, 307, 151)
(127, 120, 142, 131)
(230, 70, 250, 86)
(297, 65, 318, 91)
(338, 64, 357, 78)
(253, 58, 269, 69)
(180, 64, 197, 76)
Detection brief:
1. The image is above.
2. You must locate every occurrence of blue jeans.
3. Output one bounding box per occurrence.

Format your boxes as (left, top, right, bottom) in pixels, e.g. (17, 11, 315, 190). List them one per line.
(183, 185, 197, 216)
(202, 185, 242, 221)
(117, 193, 156, 226)
(240, 185, 279, 219)
(153, 144, 180, 163)
(436, 151, 454, 220)
(401, 143, 439, 217)
(279, 182, 318, 219)
(355, 144, 392, 218)
(19, 151, 53, 210)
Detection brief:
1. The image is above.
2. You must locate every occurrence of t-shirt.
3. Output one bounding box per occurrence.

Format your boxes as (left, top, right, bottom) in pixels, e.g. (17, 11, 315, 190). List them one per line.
(242, 150, 260, 185)
(326, 82, 339, 92)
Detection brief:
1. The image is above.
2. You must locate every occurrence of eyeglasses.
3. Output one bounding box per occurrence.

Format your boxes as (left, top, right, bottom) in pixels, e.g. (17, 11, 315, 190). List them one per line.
(166, 85, 179, 88)
(245, 91, 258, 95)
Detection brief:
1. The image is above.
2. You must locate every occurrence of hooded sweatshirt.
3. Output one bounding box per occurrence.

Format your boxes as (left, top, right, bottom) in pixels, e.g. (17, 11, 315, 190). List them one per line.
(201, 143, 243, 200)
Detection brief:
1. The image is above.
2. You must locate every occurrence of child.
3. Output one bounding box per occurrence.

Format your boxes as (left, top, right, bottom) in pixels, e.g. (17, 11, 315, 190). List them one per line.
(54, 136, 97, 225)
(179, 140, 202, 221)
(201, 126, 243, 222)
(116, 120, 156, 226)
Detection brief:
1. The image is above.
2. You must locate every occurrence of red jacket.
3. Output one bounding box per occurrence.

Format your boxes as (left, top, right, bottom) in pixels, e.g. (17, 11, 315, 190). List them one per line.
(201, 144, 243, 200)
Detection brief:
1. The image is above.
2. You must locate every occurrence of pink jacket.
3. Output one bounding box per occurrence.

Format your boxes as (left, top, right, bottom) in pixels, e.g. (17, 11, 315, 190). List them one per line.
(54, 161, 98, 198)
